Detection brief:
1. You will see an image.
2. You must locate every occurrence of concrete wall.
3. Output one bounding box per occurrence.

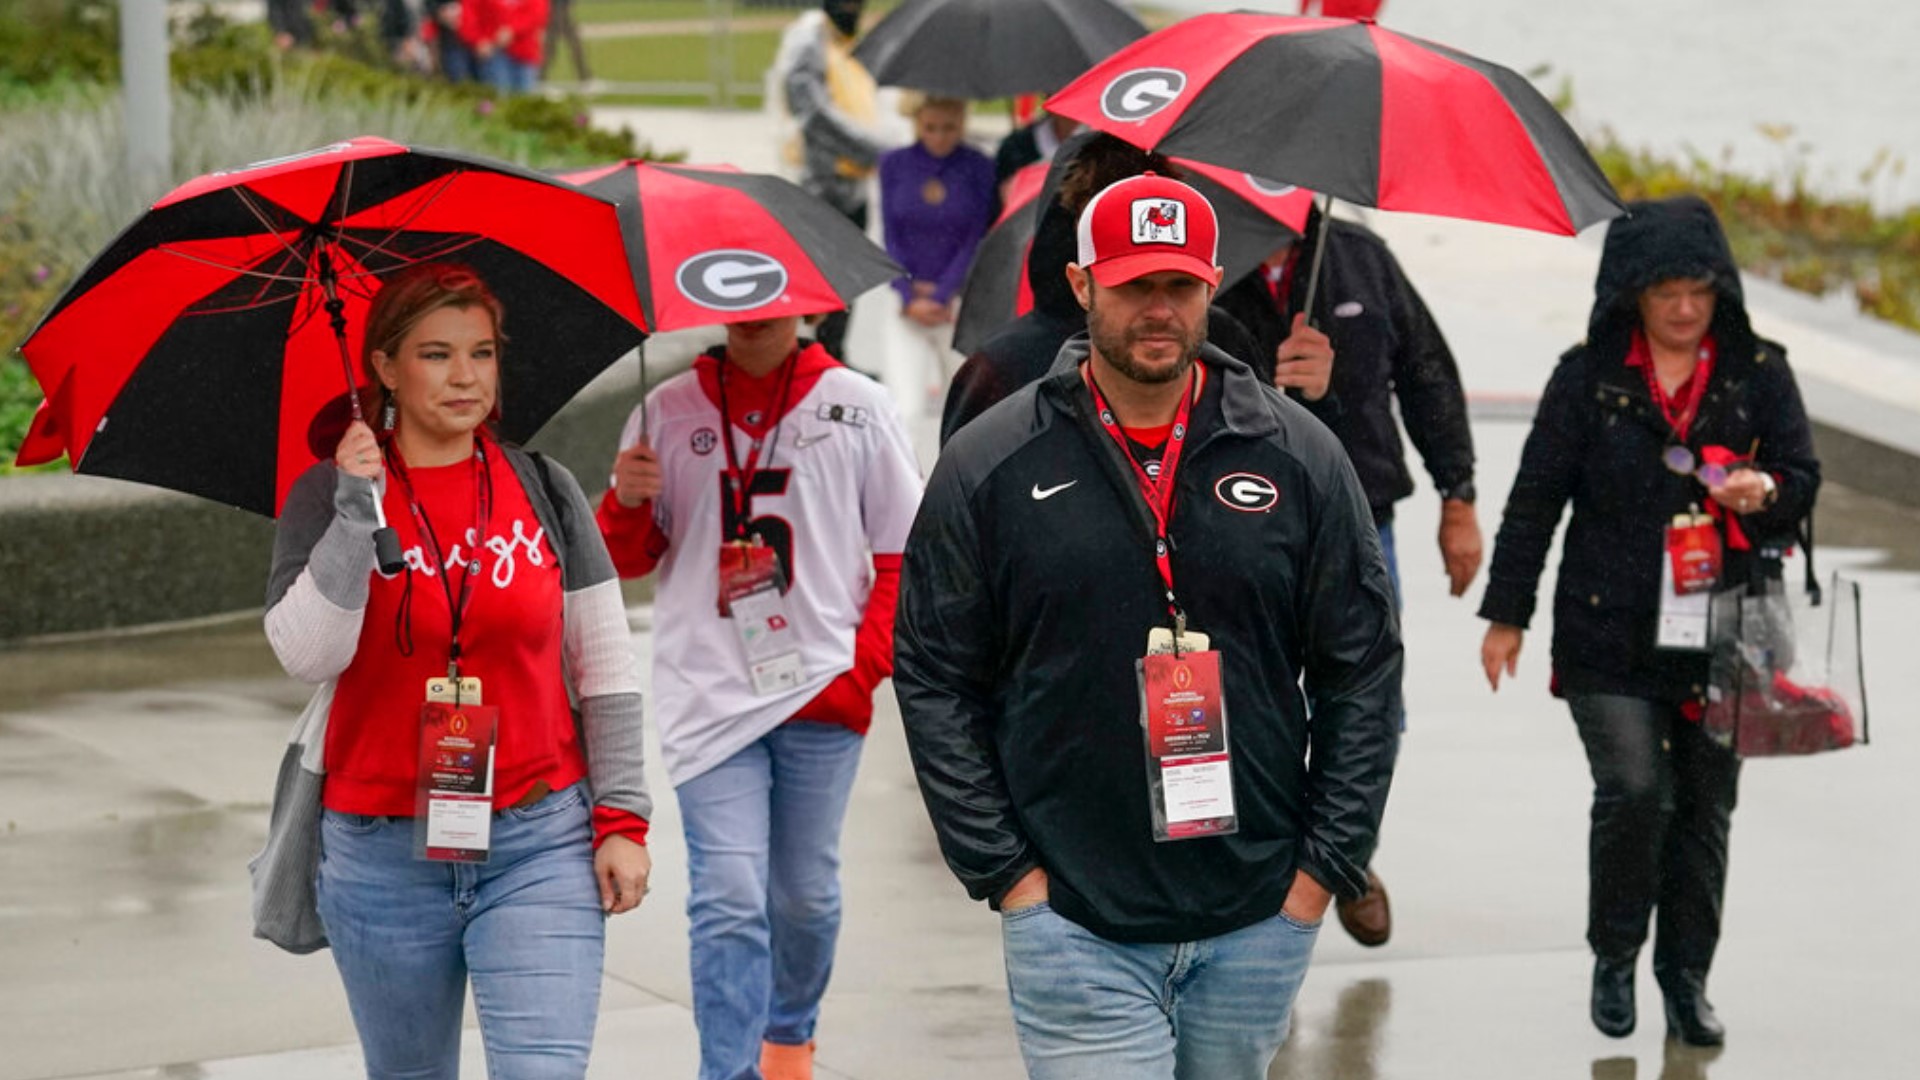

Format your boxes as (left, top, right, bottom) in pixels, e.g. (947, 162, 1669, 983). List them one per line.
(0, 383, 641, 644)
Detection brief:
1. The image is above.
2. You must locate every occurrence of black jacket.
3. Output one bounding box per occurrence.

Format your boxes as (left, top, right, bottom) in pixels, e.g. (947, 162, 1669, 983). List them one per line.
(896, 339, 1403, 944)
(1479, 196, 1820, 702)
(1215, 210, 1475, 521)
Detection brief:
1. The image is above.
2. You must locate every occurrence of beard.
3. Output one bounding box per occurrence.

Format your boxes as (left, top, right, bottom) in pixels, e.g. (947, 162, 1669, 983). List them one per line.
(1087, 296, 1208, 385)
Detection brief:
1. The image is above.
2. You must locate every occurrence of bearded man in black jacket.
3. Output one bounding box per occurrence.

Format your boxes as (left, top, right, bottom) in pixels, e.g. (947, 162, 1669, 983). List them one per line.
(896, 175, 1402, 1080)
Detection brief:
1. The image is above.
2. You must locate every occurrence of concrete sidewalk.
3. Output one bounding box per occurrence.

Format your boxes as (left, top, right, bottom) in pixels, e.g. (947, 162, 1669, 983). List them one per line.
(3, 447, 1916, 1079)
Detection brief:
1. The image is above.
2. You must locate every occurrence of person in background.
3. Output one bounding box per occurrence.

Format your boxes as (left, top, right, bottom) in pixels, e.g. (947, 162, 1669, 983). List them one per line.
(597, 314, 922, 1080)
(267, 0, 316, 49)
(876, 95, 997, 419)
(543, 0, 590, 82)
(993, 110, 1082, 190)
(1214, 204, 1482, 948)
(1479, 195, 1820, 1047)
(1301, 0, 1387, 18)
(422, 0, 478, 82)
(772, 0, 888, 359)
(265, 263, 652, 1079)
(471, 0, 549, 96)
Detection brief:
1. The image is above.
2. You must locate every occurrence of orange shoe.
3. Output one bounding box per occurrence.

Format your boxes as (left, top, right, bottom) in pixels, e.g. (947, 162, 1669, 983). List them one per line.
(759, 1039, 815, 1080)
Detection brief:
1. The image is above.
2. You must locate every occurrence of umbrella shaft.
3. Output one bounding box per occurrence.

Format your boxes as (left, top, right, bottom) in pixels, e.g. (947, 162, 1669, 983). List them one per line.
(316, 251, 364, 424)
(1301, 195, 1334, 329)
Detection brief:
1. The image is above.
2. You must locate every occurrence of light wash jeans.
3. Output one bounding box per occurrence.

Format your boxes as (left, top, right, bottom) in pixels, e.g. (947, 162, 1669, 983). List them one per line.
(316, 781, 605, 1080)
(1001, 903, 1321, 1080)
(677, 721, 866, 1080)
(486, 53, 538, 94)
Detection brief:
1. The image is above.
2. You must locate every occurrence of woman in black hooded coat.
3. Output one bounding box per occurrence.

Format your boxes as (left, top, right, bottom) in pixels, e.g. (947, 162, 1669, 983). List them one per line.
(1477, 196, 1820, 1046)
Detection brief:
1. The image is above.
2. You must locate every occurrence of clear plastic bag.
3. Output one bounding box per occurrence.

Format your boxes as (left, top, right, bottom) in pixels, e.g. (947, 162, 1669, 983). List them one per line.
(1704, 574, 1867, 757)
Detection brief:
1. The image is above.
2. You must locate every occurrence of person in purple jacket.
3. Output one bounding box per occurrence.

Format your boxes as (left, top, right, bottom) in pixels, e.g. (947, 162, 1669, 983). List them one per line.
(876, 95, 997, 419)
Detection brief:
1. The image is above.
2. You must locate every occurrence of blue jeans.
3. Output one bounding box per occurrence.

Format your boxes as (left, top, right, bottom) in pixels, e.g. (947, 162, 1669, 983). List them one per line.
(316, 782, 605, 1080)
(487, 53, 539, 94)
(677, 721, 866, 1080)
(1001, 903, 1321, 1079)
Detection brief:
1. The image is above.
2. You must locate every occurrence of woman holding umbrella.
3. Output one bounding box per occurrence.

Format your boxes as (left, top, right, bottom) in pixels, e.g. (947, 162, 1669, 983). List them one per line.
(265, 263, 653, 1078)
(1478, 197, 1820, 1046)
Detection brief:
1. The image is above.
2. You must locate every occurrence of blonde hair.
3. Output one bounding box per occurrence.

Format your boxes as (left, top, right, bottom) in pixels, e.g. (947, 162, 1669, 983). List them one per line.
(900, 92, 967, 120)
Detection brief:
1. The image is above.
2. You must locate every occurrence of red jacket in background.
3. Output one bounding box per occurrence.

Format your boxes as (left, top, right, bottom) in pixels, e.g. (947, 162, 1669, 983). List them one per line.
(461, 0, 549, 65)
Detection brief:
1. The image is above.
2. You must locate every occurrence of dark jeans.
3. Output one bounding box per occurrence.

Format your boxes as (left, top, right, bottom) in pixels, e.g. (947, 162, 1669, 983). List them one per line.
(1568, 694, 1740, 987)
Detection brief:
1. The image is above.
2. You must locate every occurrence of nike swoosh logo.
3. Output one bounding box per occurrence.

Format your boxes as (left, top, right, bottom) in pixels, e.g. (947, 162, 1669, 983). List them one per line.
(794, 433, 833, 448)
(1031, 481, 1077, 501)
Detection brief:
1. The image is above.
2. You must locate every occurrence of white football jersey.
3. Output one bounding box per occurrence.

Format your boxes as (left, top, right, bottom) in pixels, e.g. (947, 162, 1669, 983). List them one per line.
(620, 362, 924, 786)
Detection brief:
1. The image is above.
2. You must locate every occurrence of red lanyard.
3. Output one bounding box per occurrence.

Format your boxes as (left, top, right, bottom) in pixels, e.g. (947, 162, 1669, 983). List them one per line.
(384, 436, 493, 678)
(715, 351, 798, 540)
(1634, 333, 1716, 443)
(1084, 364, 1203, 623)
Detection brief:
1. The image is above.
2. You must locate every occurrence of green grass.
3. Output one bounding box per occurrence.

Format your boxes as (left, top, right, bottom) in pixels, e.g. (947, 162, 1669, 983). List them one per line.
(548, 29, 782, 89)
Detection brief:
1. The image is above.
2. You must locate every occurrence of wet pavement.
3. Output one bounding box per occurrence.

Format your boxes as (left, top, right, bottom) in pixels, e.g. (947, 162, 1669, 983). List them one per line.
(2, 415, 1915, 1079)
(7, 104, 1920, 1080)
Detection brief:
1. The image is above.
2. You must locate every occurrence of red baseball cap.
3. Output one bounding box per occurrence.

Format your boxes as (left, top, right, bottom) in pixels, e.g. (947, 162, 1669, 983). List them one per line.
(1075, 173, 1222, 288)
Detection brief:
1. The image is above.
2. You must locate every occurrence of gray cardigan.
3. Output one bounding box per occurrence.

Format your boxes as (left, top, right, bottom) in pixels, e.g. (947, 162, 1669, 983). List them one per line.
(264, 444, 651, 830)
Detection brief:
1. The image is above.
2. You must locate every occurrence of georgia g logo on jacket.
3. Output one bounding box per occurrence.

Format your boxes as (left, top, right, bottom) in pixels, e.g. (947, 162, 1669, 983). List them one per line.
(1214, 472, 1280, 513)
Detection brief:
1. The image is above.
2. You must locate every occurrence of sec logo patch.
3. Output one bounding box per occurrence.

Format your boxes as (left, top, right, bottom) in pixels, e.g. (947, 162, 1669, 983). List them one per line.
(690, 428, 719, 455)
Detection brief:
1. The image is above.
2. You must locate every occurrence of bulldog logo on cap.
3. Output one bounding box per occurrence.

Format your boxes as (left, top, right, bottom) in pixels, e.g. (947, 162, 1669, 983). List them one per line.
(1131, 199, 1187, 246)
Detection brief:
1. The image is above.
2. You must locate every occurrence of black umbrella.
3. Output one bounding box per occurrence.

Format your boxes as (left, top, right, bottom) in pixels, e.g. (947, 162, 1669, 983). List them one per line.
(853, 0, 1148, 99)
(953, 132, 1310, 354)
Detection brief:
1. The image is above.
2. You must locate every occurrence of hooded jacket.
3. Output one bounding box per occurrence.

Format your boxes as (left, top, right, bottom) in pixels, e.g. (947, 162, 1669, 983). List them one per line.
(897, 339, 1402, 944)
(1215, 207, 1474, 521)
(938, 177, 1264, 446)
(1479, 196, 1820, 702)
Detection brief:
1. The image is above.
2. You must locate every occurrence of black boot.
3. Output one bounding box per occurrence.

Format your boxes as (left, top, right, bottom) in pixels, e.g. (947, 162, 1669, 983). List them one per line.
(1662, 972, 1726, 1046)
(1591, 954, 1637, 1038)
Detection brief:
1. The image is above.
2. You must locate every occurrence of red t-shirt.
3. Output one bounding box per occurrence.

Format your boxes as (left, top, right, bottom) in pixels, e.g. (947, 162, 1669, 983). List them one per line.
(325, 443, 589, 824)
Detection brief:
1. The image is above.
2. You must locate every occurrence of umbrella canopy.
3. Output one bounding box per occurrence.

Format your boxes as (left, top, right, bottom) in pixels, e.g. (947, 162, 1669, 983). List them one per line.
(15, 137, 648, 516)
(853, 0, 1148, 99)
(558, 160, 902, 331)
(1044, 12, 1623, 235)
(953, 141, 1313, 353)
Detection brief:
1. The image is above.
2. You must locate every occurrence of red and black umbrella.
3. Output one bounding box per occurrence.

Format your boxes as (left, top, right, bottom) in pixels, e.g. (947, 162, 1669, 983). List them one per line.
(557, 159, 901, 440)
(557, 160, 901, 332)
(852, 0, 1148, 99)
(1044, 12, 1623, 235)
(16, 137, 648, 517)
(953, 143, 1313, 354)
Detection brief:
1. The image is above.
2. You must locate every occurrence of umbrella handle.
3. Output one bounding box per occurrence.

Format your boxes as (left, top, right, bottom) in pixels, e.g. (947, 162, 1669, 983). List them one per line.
(1300, 194, 1334, 330)
(372, 512, 405, 576)
(637, 339, 650, 443)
